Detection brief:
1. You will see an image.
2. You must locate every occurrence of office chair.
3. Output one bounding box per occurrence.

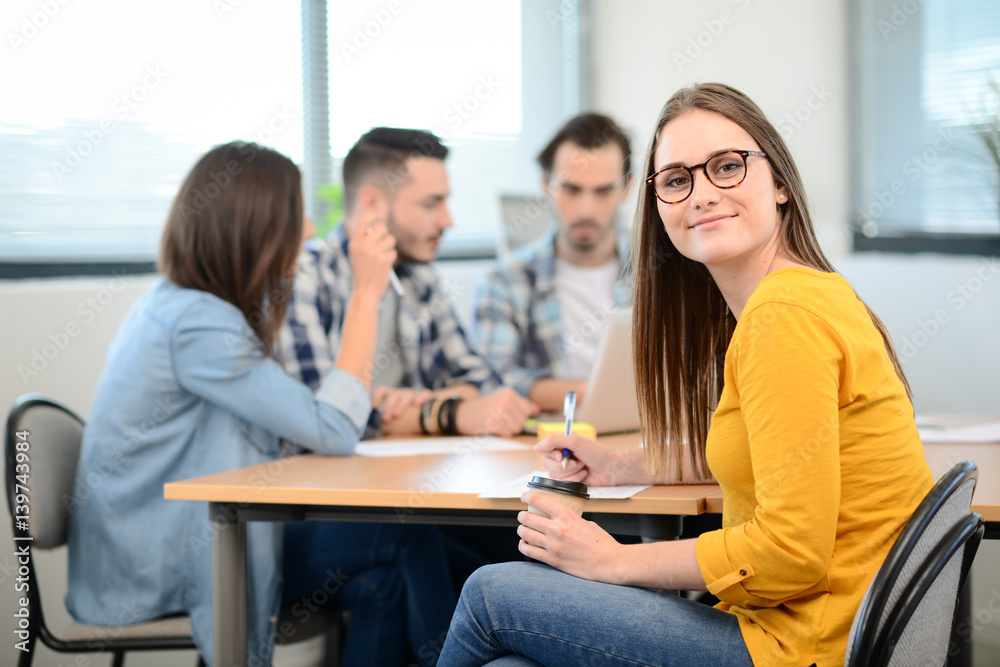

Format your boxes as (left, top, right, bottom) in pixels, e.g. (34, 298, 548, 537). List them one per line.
(5, 393, 344, 667)
(844, 459, 984, 667)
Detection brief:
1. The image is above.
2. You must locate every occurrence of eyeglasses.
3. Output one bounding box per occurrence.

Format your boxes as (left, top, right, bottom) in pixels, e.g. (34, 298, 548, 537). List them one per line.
(646, 150, 768, 204)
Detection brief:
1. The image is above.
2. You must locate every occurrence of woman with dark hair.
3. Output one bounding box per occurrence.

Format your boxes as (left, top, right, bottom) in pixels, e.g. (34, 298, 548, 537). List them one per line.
(438, 84, 933, 666)
(66, 142, 456, 666)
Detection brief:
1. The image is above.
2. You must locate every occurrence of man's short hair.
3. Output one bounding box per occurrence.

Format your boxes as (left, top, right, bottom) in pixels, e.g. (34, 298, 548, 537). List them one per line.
(537, 113, 631, 179)
(342, 127, 449, 213)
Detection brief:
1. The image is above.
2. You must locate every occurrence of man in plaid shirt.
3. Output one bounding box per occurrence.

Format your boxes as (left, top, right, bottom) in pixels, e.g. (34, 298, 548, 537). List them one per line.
(280, 127, 537, 439)
(472, 114, 635, 412)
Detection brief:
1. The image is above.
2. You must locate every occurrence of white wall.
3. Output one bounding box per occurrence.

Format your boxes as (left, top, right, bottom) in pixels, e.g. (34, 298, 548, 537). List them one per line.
(2, 0, 999, 664)
(592, 0, 851, 256)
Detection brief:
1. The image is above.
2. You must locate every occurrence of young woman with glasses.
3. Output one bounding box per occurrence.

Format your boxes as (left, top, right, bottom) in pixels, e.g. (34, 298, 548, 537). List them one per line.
(437, 84, 933, 667)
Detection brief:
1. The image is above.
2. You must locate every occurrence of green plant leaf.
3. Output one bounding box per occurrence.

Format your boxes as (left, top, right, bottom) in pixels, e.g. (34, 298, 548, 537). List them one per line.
(315, 183, 344, 239)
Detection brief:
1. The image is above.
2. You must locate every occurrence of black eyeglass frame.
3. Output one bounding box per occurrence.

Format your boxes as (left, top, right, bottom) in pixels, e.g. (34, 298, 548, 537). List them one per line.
(646, 150, 768, 204)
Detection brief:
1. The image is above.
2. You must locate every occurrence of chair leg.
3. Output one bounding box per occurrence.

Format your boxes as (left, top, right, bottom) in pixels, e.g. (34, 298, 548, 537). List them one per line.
(16, 635, 35, 667)
(111, 651, 125, 667)
(947, 582, 973, 667)
(322, 611, 349, 667)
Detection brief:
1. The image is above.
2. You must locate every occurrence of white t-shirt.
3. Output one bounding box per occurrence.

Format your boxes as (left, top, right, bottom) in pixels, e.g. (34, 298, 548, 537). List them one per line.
(370, 287, 406, 390)
(554, 256, 620, 379)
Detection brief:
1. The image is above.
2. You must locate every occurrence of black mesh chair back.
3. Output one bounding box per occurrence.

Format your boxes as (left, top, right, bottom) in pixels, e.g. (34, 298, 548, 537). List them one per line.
(844, 460, 984, 666)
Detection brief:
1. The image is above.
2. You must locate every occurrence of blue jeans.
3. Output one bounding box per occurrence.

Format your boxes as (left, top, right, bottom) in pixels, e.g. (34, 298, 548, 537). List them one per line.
(283, 521, 456, 666)
(438, 562, 754, 667)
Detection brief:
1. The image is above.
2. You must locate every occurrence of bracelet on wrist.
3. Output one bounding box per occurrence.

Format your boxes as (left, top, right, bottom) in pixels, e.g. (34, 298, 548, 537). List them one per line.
(437, 396, 463, 435)
(419, 397, 436, 435)
(444, 397, 463, 435)
(428, 396, 445, 435)
(436, 396, 450, 434)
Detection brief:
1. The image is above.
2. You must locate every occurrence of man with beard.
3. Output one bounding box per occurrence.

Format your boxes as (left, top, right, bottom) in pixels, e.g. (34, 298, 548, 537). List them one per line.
(281, 127, 537, 438)
(473, 113, 634, 412)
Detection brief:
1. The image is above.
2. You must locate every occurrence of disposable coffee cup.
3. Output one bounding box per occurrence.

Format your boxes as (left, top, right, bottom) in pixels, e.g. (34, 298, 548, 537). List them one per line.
(525, 476, 590, 518)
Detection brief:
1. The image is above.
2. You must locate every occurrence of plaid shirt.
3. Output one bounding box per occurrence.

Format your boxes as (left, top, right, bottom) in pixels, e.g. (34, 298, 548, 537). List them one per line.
(471, 226, 633, 397)
(280, 226, 501, 436)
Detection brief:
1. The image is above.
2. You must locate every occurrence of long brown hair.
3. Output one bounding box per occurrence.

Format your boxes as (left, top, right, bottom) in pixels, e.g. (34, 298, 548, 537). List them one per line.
(632, 83, 910, 482)
(159, 141, 303, 354)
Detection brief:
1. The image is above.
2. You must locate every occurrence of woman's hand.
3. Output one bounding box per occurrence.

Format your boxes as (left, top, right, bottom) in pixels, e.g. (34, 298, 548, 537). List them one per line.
(534, 434, 637, 486)
(517, 490, 623, 583)
(373, 386, 432, 423)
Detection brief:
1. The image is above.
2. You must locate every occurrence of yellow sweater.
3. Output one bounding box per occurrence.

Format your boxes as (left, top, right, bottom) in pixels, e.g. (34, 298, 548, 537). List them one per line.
(695, 267, 933, 667)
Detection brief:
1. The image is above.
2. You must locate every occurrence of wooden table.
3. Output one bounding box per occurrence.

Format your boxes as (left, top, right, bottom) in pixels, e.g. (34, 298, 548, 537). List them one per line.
(703, 442, 1000, 525)
(165, 431, 999, 667)
(164, 433, 715, 667)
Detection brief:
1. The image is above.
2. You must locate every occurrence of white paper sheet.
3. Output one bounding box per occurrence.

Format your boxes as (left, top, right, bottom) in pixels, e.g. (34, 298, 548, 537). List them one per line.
(355, 436, 532, 457)
(478, 471, 651, 499)
(916, 418, 1000, 443)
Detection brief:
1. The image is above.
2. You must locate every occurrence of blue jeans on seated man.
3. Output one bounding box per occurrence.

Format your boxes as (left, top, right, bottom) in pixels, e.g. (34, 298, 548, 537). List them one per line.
(437, 562, 754, 667)
(283, 521, 456, 667)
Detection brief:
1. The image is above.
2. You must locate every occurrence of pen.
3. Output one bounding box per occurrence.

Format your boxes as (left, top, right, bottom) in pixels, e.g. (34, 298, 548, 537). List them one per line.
(388, 269, 405, 297)
(561, 390, 576, 470)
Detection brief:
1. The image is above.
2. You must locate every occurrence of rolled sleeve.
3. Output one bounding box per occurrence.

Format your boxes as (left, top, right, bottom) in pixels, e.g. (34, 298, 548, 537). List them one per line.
(696, 529, 756, 603)
(316, 368, 372, 432)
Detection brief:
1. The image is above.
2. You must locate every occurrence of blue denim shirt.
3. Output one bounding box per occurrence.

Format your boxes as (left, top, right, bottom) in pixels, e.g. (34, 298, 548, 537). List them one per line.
(65, 279, 370, 666)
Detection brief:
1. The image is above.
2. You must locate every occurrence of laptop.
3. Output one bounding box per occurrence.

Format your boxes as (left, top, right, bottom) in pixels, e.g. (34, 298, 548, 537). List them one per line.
(528, 308, 642, 435)
(498, 193, 552, 253)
